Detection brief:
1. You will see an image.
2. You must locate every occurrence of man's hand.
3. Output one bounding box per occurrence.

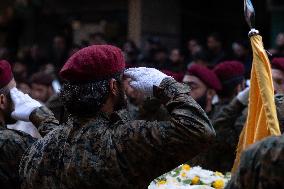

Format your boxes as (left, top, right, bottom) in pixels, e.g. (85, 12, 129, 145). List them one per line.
(124, 67, 170, 97)
(237, 87, 250, 105)
(10, 88, 42, 121)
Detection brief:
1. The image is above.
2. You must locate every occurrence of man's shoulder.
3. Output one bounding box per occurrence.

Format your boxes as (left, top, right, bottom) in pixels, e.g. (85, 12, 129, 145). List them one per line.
(0, 128, 35, 145)
(241, 135, 284, 166)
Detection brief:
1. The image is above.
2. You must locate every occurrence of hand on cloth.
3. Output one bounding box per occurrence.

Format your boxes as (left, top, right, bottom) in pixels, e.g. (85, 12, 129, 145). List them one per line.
(10, 88, 42, 121)
(124, 67, 170, 97)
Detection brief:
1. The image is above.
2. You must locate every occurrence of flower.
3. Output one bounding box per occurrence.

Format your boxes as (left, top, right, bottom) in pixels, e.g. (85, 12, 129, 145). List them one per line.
(212, 179, 225, 189)
(181, 172, 187, 178)
(215, 171, 224, 177)
(191, 176, 200, 185)
(157, 180, 167, 186)
(182, 164, 191, 171)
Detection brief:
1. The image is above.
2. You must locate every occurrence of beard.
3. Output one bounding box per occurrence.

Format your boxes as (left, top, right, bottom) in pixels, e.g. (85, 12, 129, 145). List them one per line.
(195, 91, 207, 110)
(113, 86, 127, 111)
(3, 96, 17, 125)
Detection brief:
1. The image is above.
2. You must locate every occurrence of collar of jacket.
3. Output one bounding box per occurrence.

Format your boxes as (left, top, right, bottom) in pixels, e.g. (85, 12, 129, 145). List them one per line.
(69, 109, 131, 128)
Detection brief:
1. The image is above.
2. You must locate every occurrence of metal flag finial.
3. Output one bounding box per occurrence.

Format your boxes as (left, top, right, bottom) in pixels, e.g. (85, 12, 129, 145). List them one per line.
(244, 0, 255, 29)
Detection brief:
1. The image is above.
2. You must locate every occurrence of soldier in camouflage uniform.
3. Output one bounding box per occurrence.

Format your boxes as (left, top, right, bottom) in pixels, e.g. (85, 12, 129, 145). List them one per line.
(0, 60, 58, 189)
(225, 133, 284, 189)
(189, 61, 246, 172)
(192, 87, 284, 173)
(20, 45, 215, 189)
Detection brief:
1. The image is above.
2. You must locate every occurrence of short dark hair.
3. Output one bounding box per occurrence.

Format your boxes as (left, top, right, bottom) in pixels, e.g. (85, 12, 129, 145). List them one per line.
(59, 73, 122, 117)
(30, 72, 53, 86)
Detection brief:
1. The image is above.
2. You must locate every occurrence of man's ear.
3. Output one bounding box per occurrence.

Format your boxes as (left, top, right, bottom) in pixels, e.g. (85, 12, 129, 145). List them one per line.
(207, 89, 216, 100)
(109, 79, 119, 96)
(0, 94, 7, 110)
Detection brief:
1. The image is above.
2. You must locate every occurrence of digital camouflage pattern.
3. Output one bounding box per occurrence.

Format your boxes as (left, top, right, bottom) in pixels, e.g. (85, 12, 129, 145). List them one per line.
(225, 134, 284, 189)
(0, 106, 59, 189)
(20, 78, 215, 189)
(0, 125, 35, 189)
(190, 94, 284, 173)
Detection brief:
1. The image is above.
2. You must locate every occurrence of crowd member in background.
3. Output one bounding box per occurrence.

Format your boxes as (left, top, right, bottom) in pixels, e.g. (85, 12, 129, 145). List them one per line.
(20, 45, 215, 189)
(167, 48, 186, 73)
(49, 35, 68, 69)
(139, 37, 162, 66)
(151, 47, 169, 70)
(123, 40, 140, 67)
(16, 78, 31, 95)
(0, 60, 41, 188)
(89, 32, 107, 45)
(183, 64, 222, 114)
(30, 72, 55, 104)
(186, 38, 203, 63)
(207, 33, 227, 65)
(232, 40, 252, 78)
(271, 57, 284, 94)
(270, 32, 284, 57)
(212, 61, 246, 120)
(188, 50, 210, 68)
(12, 61, 28, 81)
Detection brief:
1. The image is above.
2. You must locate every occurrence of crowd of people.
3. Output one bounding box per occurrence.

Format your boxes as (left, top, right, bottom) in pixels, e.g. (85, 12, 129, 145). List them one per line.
(0, 10, 284, 187)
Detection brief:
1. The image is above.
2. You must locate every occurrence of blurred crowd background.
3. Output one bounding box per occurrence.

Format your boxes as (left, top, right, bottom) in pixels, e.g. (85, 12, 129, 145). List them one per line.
(0, 0, 284, 105)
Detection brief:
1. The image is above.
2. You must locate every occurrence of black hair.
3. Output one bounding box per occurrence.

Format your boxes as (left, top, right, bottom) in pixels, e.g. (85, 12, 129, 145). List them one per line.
(59, 73, 122, 117)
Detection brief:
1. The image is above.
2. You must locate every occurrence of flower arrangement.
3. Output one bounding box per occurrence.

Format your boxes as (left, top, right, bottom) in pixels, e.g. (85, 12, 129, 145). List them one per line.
(148, 164, 231, 189)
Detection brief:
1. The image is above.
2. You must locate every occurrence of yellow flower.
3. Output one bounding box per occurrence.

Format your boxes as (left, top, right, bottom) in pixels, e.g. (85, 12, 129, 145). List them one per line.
(157, 180, 167, 186)
(212, 179, 225, 189)
(182, 164, 191, 171)
(181, 172, 187, 178)
(215, 171, 224, 177)
(191, 176, 200, 185)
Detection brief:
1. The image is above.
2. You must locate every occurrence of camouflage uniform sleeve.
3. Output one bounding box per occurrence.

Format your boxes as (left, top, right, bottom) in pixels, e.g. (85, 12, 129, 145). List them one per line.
(114, 78, 215, 175)
(225, 135, 284, 189)
(29, 106, 60, 137)
(275, 94, 284, 132)
(213, 98, 246, 131)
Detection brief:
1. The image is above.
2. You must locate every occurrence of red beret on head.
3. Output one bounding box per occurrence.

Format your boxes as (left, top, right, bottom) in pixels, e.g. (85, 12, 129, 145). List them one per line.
(0, 60, 13, 88)
(271, 57, 284, 72)
(161, 70, 184, 82)
(213, 61, 245, 82)
(187, 64, 222, 91)
(60, 45, 125, 82)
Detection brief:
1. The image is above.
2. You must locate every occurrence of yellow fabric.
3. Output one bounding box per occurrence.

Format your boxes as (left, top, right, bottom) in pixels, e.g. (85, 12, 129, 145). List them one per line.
(232, 35, 281, 172)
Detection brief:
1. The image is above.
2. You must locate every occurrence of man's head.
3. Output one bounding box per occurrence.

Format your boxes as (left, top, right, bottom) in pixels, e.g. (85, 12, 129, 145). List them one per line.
(183, 64, 221, 112)
(207, 33, 223, 53)
(0, 60, 17, 124)
(187, 39, 202, 56)
(59, 45, 126, 117)
(169, 48, 184, 64)
(30, 72, 54, 103)
(271, 58, 284, 94)
(214, 61, 245, 100)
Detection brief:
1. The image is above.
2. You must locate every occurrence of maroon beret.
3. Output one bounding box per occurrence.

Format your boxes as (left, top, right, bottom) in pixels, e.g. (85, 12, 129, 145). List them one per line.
(213, 61, 245, 82)
(161, 70, 184, 82)
(271, 58, 284, 72)
(60, 45, 125, 82)
(187, 64, 222, 91)
(0, 60, 13, 88)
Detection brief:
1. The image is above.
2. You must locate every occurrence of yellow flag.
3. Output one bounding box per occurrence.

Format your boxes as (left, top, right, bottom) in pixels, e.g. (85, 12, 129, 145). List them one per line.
(232, 35, 281, 172)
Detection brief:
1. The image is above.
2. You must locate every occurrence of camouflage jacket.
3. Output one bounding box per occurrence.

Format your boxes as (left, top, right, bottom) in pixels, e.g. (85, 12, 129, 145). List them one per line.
(190, 94, 284, 173)
(20, 78, 215, 189)
(0, 106, 58, 189)
(225, 134, 284, 189)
